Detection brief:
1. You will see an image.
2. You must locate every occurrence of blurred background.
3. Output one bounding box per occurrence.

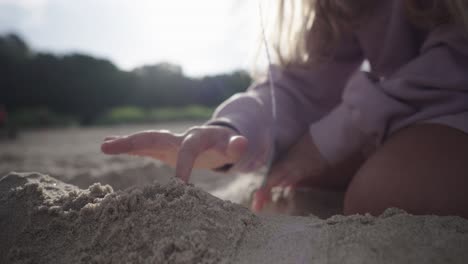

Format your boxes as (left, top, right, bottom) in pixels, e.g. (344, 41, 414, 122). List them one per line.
(0, 0, 266, 202)
(0, 0, 263, 129)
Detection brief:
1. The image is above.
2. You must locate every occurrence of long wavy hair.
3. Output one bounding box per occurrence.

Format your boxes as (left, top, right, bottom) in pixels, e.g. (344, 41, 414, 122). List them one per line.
(274, 0, 468, 66)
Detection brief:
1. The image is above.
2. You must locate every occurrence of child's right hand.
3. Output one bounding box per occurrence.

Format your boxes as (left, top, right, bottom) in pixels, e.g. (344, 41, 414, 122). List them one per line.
(101, 125, 248, 183)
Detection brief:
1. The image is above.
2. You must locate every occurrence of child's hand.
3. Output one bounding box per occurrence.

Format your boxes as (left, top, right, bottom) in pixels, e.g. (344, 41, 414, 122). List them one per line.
(101, 125, 248, 182)
(252, 132, 328, 212)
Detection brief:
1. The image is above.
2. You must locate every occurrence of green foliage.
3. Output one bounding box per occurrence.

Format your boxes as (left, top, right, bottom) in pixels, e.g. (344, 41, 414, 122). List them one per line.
(148, 105, 214, 122)
(0, 34, 252, 127)
(9, 108, 78, 128)
(103, 106, 147, 124)
(0, 33, 30, 62)
(96, 105, 214, 125)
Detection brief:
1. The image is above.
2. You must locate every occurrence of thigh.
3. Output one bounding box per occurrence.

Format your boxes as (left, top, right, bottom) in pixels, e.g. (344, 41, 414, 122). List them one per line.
(344, 124, 468, 218)
(295, 151, 365, 191)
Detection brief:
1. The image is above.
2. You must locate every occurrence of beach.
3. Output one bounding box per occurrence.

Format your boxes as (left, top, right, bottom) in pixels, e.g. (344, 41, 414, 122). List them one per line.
(1, 122, 468, 263)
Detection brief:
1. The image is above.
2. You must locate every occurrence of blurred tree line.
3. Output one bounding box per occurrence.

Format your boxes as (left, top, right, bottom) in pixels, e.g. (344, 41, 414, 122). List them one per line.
(0, 33, 252, 126)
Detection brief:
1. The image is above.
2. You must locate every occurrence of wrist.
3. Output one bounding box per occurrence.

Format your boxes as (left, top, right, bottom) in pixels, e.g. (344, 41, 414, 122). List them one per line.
(205, 122, 240, 135)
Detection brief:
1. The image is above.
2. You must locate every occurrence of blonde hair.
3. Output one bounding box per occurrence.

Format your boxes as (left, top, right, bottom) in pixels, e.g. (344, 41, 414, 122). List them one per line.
(275, 0, 468, 67)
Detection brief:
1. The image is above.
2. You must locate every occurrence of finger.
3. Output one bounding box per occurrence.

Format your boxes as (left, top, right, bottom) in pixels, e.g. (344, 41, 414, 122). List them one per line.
(251, 162, 290, 212)
(250, 143, 287, 213)
(104, 136, 120, 141)
(101, 136, 137, 154)
(225, 136, 248, 162)
(128, 149, 162, 158)
(101, 131, 179, 154)
(175, 134, 209, 183)
(251, 188, 271, 212)
(279, 177, 300, 188)
(210, 135, 247, 165)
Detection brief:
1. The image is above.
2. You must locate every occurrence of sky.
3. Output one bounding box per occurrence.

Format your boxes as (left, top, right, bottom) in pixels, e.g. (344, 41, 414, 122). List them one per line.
(0, 0, 268, 77)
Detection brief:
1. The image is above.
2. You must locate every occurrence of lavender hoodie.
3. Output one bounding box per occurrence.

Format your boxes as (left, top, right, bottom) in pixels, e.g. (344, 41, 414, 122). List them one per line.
(209, 0, 468, 172)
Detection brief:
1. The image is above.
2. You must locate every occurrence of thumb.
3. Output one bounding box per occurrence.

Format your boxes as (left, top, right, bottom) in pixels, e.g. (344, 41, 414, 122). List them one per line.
(225, 135, 248, 163)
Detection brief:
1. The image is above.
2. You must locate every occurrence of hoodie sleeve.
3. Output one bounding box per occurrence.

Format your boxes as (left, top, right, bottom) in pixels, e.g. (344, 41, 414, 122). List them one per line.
(208, 33, 364, 172)
(309, 24, 468, 165)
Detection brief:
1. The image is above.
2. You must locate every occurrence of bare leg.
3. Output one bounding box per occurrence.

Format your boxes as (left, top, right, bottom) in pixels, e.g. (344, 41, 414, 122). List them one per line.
(344, 124, 468, 218)
(296, 151, 365, 190)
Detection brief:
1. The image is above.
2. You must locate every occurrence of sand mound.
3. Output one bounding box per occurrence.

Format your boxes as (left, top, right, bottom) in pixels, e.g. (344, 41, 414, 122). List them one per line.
(2, 172, 468, 264)
(0, 172, 257, 264)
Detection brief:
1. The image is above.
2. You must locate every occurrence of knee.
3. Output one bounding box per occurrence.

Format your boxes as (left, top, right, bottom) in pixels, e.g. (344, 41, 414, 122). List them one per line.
(343, 171, 389, 216)
(343, 124, 468, 218)
(342, 153, 420, 216)
(342, 124, 439, 216)
(342, 140, 402, 216)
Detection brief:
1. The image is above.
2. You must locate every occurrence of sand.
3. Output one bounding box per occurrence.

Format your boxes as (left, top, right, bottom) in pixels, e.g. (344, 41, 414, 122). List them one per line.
(2, 172, 468, 264)
(0, 123, 234, 193)
(237, 211, 468, 263)
(2, 124, 468, 263)
(0, 172, 257, 263)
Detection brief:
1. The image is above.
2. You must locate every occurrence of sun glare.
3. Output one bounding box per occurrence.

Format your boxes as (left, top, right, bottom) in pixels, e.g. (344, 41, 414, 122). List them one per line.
(126, 1, 237, 75)
(0, 0, 262, 76)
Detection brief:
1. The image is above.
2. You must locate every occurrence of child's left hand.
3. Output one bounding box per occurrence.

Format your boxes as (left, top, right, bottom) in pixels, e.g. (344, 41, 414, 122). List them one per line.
(252, 132, 329, 212)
